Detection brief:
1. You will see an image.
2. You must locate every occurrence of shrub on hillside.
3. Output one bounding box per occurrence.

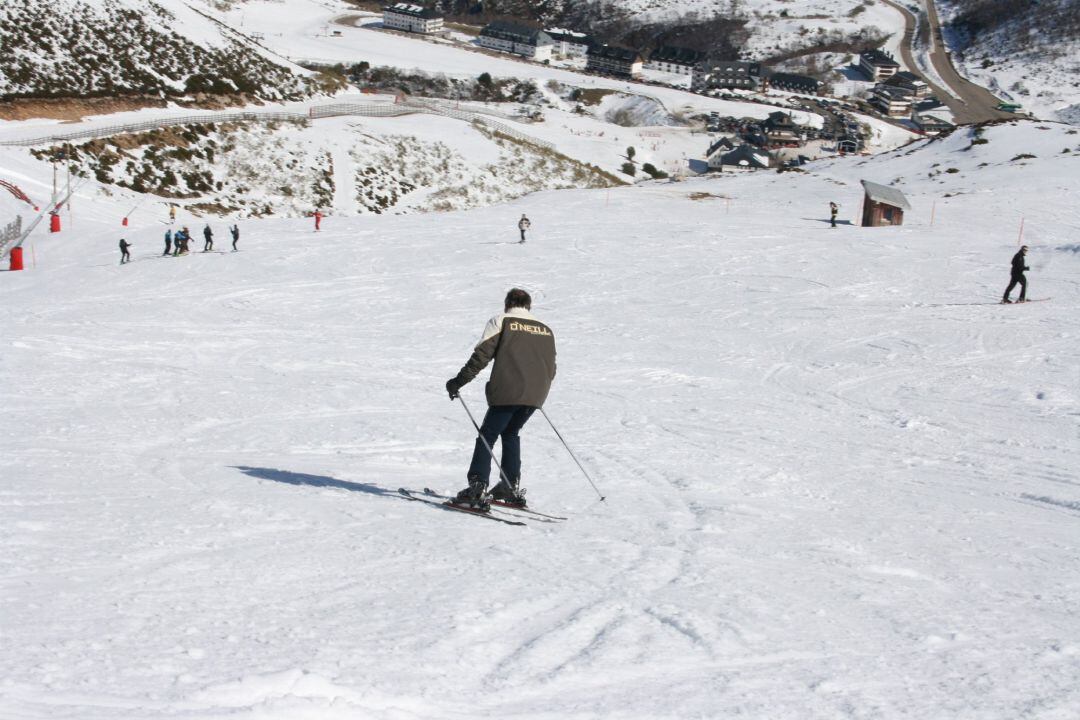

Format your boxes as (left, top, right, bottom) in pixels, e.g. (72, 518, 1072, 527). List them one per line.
(641, 163, 667, 179)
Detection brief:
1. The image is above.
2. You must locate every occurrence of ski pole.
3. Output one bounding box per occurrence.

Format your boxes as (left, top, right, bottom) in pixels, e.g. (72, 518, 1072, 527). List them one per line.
(539, 408, 605, 501)
(457, 395, 514, 492)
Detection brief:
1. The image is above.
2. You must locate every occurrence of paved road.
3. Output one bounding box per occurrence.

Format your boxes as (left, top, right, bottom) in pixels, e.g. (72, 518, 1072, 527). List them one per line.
(880, 0, 1012, 125)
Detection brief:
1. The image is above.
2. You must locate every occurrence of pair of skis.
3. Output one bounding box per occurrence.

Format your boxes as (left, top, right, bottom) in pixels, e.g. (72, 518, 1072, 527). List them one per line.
(397, 487, 566, 526)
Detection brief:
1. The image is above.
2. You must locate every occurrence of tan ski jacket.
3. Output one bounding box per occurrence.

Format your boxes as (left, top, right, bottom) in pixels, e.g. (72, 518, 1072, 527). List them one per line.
(453, 307, 556, 408)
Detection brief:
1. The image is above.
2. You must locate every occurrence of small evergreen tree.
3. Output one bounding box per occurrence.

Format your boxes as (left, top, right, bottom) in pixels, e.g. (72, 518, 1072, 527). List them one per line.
(642, 163, 667, 179)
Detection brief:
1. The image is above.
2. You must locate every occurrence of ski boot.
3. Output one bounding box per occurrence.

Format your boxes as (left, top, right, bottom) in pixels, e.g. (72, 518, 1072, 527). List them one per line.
(490, 477, 527, 508)
(452, 476, 490, 512)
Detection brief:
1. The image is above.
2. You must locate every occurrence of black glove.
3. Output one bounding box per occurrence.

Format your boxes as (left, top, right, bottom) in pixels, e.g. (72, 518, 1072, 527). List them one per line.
(445, 378, 462, 400)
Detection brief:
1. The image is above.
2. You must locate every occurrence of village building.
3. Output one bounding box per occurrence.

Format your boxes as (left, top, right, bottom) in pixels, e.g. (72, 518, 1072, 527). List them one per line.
(382, 3, 444, 34)
(704, 136, 737, 171)
(714, 144, 770, 172)
(912, 111, 954, 136)
(644, 46, 703, 76)
(768, 72, 822, 95)
(477, 21, 554, 62)
(871, 84, 914, 118)
(586, 44, 643, 78)
(764, 111, 802, 146)
(691, 61, 764, 92)
(860, 180, 910, 227)
(859, 49, 900, 81)
(885, 70, 930, 99)
(545, 28, 592, 58)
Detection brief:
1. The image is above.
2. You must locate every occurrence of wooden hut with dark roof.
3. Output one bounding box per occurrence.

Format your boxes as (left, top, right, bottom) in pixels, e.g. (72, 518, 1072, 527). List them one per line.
(860, 180, 911, 227)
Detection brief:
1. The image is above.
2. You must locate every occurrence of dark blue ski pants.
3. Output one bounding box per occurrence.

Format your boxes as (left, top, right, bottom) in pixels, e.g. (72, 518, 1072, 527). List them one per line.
(468, 405, 536, 483)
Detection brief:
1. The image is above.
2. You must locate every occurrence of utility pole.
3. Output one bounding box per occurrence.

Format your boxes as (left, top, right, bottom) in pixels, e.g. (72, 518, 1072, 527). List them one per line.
(64, 144, 72, 216)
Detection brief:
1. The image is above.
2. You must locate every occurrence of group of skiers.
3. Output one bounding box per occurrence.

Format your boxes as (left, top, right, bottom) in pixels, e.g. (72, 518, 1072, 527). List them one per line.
(121, 224, 241, 264)
(163, 224, 240, 255)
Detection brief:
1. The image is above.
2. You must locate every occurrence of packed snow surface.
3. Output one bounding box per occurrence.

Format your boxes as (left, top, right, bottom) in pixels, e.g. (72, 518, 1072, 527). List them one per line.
(2, 121, 1080, 718)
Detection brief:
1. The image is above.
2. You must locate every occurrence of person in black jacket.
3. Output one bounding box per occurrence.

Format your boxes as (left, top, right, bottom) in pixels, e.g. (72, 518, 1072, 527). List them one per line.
(119, 238, 132, 264)
(1002, 245, 1029, 303)
(230, 224, 239, 252)
(518, 214, 531, 243)
(174, 227, 190, 255)
(445, 288, 557, 509)
(203, 224, 214, 252)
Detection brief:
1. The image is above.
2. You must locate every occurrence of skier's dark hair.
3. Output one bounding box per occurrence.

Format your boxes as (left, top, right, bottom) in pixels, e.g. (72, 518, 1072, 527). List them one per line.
(505, 288, 531, 311)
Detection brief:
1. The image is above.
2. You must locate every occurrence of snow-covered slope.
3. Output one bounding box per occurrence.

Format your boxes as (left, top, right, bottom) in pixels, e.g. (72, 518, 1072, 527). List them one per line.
(2, 120, 1079, 718)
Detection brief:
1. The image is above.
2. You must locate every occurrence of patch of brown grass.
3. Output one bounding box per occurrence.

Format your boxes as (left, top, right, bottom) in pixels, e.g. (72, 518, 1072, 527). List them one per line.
(187, 202, 239, 217)
(0, 96, 167, 122)
(575, 88, 617, 106)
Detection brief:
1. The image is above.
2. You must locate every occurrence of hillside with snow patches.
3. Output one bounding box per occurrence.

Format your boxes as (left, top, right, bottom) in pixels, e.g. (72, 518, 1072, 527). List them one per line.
(937, 0, 1080, 124)
(576, 0, 899, 61)
(0, 0, 315, 105)
(24, 113, 624, 218)
(2, 118, 1079, 718)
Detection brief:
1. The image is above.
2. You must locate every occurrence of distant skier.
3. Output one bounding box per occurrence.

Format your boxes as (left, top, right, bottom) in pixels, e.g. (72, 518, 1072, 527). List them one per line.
(169, 204, 177, 224)
(314, 209, 323, 232)
(119, 238, 132, 264)
(1002, 245, 1029, 303)
(164, 228, 173, 256)
(203, 224, 214, 252)
(230, 224, 239, 252)
(829, 201, 839, 228)
(518, 214, 531, 243)
(175, 226, 191, 255)
(444, 288, 557, 510)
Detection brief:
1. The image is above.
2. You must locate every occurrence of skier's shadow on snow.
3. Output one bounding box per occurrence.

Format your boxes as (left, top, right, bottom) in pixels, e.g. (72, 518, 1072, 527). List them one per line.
(231, 466, 397, 497)
(803, 217, 854, 226)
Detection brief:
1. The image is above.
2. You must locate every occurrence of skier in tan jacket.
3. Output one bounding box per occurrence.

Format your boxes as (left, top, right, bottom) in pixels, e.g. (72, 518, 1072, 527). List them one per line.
(445, 288, 556, 509)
